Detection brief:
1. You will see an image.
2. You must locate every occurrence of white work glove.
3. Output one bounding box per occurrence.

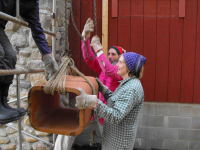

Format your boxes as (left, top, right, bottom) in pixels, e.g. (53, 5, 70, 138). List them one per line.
(75, 89, 98, 109)
(42, 54, 58, 80)
(82, 18, 94, 40)
(90, 35, 103, 53)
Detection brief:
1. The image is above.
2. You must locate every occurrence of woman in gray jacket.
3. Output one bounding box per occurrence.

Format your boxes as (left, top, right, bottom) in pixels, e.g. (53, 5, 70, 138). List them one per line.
(76, 52, 146, 150)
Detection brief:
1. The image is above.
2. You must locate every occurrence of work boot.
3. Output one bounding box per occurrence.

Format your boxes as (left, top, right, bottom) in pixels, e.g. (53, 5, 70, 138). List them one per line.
(2, 96, 26, 117)
(1, 84, 26, 117)
(0, 90, 21, 124)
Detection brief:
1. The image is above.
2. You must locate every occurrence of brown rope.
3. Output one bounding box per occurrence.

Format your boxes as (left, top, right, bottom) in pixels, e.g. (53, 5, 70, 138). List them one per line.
(69, 0, 98, 60)
(70, 66, 96, 95)
(43, 1, 98, 95)
(69, 0, 97, 40)
(43, 56, 96, 95)
(69, 0, 83, 40)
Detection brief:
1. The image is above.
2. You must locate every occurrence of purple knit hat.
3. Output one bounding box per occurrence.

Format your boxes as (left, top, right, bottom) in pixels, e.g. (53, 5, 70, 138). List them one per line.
(123, 52, 146, 75)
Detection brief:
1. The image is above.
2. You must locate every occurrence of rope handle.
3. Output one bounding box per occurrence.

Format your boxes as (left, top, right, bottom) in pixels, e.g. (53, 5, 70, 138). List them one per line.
(43, 56, 96, 95)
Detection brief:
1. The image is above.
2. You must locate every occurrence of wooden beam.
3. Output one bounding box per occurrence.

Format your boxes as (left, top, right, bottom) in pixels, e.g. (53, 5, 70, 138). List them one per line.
(102, 0, 108, 54)
(179, 0, 186, 18)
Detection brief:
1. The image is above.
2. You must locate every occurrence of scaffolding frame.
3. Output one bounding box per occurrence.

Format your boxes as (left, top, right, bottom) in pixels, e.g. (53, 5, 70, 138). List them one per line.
(0, 0, 58, 149)
(3, 70, 55, 149)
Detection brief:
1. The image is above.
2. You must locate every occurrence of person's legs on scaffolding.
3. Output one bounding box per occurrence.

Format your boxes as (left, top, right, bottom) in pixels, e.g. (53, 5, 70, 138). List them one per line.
(0, 27, 26, 125)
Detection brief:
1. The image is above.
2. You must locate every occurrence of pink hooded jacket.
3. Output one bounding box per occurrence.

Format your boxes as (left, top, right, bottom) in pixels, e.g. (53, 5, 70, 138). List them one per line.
(81, 40, 122, 124)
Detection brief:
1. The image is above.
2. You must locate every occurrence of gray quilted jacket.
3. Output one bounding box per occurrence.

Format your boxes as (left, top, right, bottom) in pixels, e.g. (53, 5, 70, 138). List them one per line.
(95, 77, 144, 150)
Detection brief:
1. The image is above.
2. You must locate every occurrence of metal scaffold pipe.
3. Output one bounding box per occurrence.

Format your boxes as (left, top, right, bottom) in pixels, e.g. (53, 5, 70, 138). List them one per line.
(0, 68, 45, 76)
(52, 0, 56, 58)
(0, 11, 56, 36)
(6, 124, 54, 147)
(16, 0, 20, 18)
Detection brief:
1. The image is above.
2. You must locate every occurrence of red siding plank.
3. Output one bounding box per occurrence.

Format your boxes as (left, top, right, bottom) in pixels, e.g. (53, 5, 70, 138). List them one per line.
(96, 0, 102, 37)
(180, 0, 197, 103)
(155, 0, 171, 102)
(131, 0, 144, 54)
(179, 0, 186, 17)
(109, 0, 118, 46)
(80, 0, 93, 27)
(155, 18, 170, 102)
(171, 0, 179, 17)
(144, 0, 157, 16)
(168, 0, 183, 102)
(143, 0, 157, 101)
(131, 0, 144, 16)
(118, 17, 131, 50)
(193, 1, 200, 103)
(130, 17, 144, 53)
(118, 0, 131, 17)
(112, 0, 118, 17)
(157, 0, 170, 17)
(118, 0, 131, 50)
(108, 18, 118, 47)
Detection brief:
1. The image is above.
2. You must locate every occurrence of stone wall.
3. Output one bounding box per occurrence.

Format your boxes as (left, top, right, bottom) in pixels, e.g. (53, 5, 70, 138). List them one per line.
(0, 0, 66, 149)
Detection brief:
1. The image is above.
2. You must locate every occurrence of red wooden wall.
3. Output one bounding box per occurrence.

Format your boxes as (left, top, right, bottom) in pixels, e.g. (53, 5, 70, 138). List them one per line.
(69, 0, 102, 77)
(69, 0, 200, 104)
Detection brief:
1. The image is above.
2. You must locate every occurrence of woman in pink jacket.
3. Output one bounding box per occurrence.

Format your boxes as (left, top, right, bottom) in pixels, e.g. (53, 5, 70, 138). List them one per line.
(81, 40, 123, 101)
(81, 19, 125, 125)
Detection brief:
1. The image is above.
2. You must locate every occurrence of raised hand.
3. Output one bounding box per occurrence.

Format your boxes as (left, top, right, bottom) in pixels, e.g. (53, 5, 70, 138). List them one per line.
(82, 18, 94, 40)
(90, 35, 103, 53)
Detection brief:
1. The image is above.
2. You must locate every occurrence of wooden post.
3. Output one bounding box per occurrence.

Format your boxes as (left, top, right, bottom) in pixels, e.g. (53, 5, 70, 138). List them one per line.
(102, 0, 108, 55)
